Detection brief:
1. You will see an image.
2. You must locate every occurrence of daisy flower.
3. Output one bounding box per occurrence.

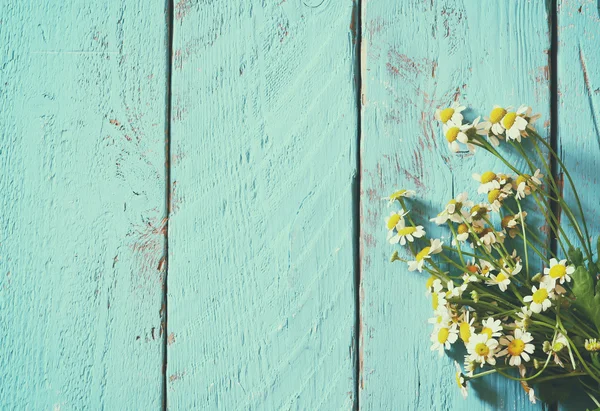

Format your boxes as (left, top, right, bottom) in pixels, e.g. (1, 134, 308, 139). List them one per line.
(464, 357, 477, 377)
(407, 239, 443, 272)
(430, 324, 459, 356)
(446, 280, 466, 298)
(454, 361, 469, 399)
(477, 228, 504, 252)
(543, 333, 568, 367)
(458, 311, 475, 343)
(502, 105, 529, 142)
(515, 306, 533, 330)
(480, 105, 512, 136)
(443, 121, 471, 152)
(431, 290, 447, 312)
(461, 271, 479, 284)
(435, 102, 465, 125)
(466, 333, 498, 366)
(428, 307, 452, 328)
(472, 171, 501, 194)
(384, 189, 416, 206)
(523, 283, 554, 313)
(431, 193, 473, 225)
(385, 210, 407, 241)
(470, 204, 490, 222)
(543, 258, 574, 285)
(501, 212, 527, 238)
(498, 329, 535, 366)
(425, 276, 443, 296)
(486, 271, 511, 292)
(388, 218, 426, 245)
(487, 185, 512, 212)
(480, 317, 503, 340)
(475, 118, 501, 146)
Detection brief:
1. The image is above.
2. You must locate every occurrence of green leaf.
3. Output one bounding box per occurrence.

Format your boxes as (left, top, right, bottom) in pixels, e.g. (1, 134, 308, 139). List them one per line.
(569, 246, 584, 266)
(572, 266, 600, 332)
(590, 261, 599, 278)
(597, 236, 600, 260)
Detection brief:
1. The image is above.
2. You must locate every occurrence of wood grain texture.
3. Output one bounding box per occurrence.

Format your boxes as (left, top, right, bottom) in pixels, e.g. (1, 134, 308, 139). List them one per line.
(359, 1, 551, 409)
(167, 1, 358, 409)
(557, 1, 600, 410)
(0, 2, 168, 409)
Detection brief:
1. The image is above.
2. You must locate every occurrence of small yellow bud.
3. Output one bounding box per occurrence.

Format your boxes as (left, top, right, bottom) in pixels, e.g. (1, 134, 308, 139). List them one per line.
(531, 273, 542, 282)
(585, 339, 600, 352)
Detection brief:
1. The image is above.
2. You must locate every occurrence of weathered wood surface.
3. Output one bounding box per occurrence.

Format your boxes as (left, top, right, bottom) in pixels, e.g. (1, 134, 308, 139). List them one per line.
(359, 1, 551, 409)
(557, 1, 600, 410)
(0, 2, 168, 409)
(166, 1, 358, 409)
(2, 0, 599, 409)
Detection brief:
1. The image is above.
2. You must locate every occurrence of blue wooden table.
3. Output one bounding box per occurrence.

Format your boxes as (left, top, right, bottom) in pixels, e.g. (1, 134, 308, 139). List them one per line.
(1, 0, 598, 409)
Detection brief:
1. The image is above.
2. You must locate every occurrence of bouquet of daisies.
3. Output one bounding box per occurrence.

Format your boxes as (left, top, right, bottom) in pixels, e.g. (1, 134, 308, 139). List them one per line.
(386, 103, 600, 406)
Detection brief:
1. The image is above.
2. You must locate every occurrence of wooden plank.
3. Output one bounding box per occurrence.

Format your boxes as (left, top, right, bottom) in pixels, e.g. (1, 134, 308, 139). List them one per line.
(557, 1, 600, 410)
(360, 1, 551, 409)
(167, 2, 358, 409)
(0, 2, 167, 409)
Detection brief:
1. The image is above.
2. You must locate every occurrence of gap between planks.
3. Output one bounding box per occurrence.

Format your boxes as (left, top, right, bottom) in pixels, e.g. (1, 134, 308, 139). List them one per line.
(162, 0, 175, 410)
(352, 0, 364, 410)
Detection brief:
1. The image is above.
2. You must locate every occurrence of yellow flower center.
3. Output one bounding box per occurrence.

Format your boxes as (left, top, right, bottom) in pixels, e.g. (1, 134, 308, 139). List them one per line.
(502, 112, 518, 129)
(496, 273, 508, 282)
(457, 223, 469, 235)
(471, 205, 487, 220)
(426, 276, 435, 290)
(460, 322, 472, 342)
(437, 327, 449, 344)
(387, 214, 401, 229)
(475, 342, 490, 356)
(397, 226, 416, 236)
(549, 264, 566, 279)
(432, 293, 439, 310)
(480, 171, 496, 183)
(489, 107, 507, 124)
(416, 246, 431, 262)
(446, 127, 460, 142)
(532, 288, 548, 304)
(440, 108, 455, 123)
(508, 338, 526, 356)
(516, 174, 530, 186)
(481, 327, 493, 339)
(389, 189, 407, 201)
(488, 189, 501, 203)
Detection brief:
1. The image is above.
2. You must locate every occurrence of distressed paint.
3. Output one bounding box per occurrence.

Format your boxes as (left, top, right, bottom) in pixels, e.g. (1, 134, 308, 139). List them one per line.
(557, 1, 600, 410)
(360, 1, 551, 409)
(0, 2, 168, 409)
(167, 1, 358, 409)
